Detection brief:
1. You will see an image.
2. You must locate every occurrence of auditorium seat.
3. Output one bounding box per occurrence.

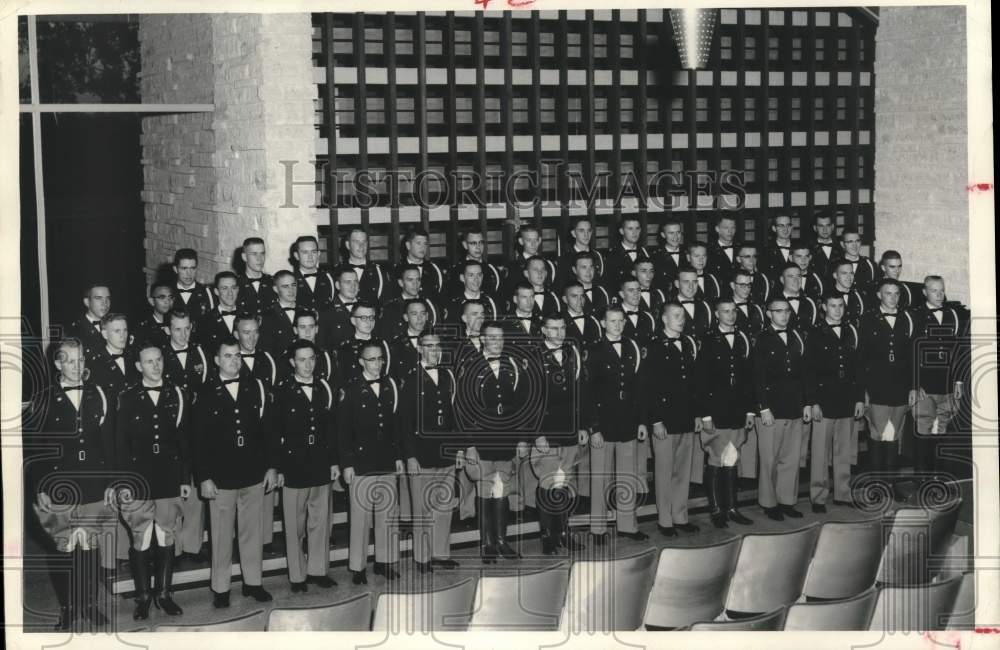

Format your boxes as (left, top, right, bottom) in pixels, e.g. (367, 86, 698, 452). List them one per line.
(688, 607, 787, 631)
(945, 571, 975, 630)
(877, 498, 961, 586)
(267, 593, 373, 631)
(642, 538, 742, 629)
(868, 574, 964, 631)
(784, 587, 878, 630)
(372, 578, 477, 632)
(468, 566, 569, 631)
(724, 524, 820, 617)
(801, 518, 884, 600)
(153, 609, 267, 632)
(560, 549, 658, 632)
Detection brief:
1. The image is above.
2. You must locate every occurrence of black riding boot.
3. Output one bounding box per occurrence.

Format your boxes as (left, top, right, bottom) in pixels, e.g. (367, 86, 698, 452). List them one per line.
(705, 465, 728, 528)
(724, 467, 753, 525)
(536, 488, 557, 555)
(478, 498, 497, 564)
(494, 498, 520, 559)
(129, 547, 153, 621)
(154, 544, 183, 615)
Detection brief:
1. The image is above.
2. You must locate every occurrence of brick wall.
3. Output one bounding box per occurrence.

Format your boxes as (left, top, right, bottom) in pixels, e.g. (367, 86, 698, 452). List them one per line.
(873, 6, 969, 305)
(139, 14, 317, 282)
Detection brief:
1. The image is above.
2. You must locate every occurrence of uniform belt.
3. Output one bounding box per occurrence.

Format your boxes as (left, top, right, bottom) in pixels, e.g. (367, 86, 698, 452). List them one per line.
(78, 450, 86, 461)
(152, 443, 160, 455)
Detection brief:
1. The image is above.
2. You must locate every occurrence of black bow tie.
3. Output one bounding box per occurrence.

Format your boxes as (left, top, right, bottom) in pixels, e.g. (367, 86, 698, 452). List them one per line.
(735, 302, 748, 307)
(609, 340, 622, 348)
(108, 352, 124, 360)
(534, 291, 546, 296)
(778, 245, 790, 250)
(625, 310, 639, 316)
(640, 289, 650, 293)
(719, 245, 734, 250)
(301, 272, 318, 278)
(830, 324, 842, 330)
(219, 309, 236, 315)
(61, 384, 83, 392)
(518, 316, 534, 321)
(172, 348, 189, 354)
(249, 277, 261, 284)
(144, 386, 163, 392)
(928, 307, 943, 313)
(665, 337, 681, 343)
(785, 296, 800, 302)
(408, 334, 420, 340)
(221, 378, 240, 385)
(721, 330, 735, 336)
(296, 381, 315, 388)
(773, 329, 787, 334)
(90, 320, 101, 329)
(352, 265, 366, 272)
(570, 315, 586, 321)
(177, 287, 195, 294)
(680, 300, 695, 305)
(341, 302, 356, 309)
(366, 377, 382, 385)
(281, 306, 296, 312)
(240, 352, 255, 358)
(486, 356, 502, 363)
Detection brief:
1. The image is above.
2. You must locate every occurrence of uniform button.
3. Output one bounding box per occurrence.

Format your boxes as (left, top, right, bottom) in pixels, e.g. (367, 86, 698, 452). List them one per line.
(153, 414, 158, 419)
(234, 408, 239, 413)
(153, 424, 159, 429)
(236, 419, 241, 424)
(154, 435, 159, 440)
(79, 438, 84, 443)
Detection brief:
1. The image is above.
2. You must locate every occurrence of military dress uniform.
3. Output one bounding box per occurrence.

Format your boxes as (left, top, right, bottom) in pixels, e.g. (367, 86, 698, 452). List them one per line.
(800, 270, 826, 301)
(805, 321, 863, 505)
(317, 296, 358, 351)
(782, 293, 819, 331)
(88, 346, 141, 400)
(752, 326, 808, 515)
(678, 298, 714, 341)
(839, 255, 877, 295)
(760, 241, 793, 284)
(376, 294, 440, 341)
(621, 307, 657, 349)
(506, 252, 558, 295)
(195, 305, 239, 356)
(240, 348, 279, 389)
(707, 240, 739, 277)
(562, 311, 604, 351)
(66, 316, 107, 359)
(580, 284, 611, 316)
(831, 287, 868, 326)
(134, 314, 171, 350)
(810, 239, 843, 277)
(337, 374, 402, 573)
(734, 300, 767, 338)
(236, 272, 276, 317)
(642, 333, 700, 530)
(389, 332, 425, 378)
(443, 293, 499, 324)
(744, 271, 772, 306)
(258, 303, 298, 357)
(272, 377, 337, 586)
(175, 282, 216, 321)
(193, 374, 273, 597)
(693, 271, 724, 303)
(395, 259, 446, 298)
(651, 247, 684, 291)
(584, 337, 644, 535)
(294, 268, 336, 310)
(446, 257, 503, 299)
(501, 310, 544, 341)
(602, 243, 651, 294)
(345, 260, 390, 306)
(397, 363, 460, 565)
(638, 286, 667, 316)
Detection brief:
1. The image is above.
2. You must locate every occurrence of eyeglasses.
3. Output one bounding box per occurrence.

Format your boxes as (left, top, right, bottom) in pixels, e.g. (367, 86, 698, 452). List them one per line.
(354, 315, 377, 322)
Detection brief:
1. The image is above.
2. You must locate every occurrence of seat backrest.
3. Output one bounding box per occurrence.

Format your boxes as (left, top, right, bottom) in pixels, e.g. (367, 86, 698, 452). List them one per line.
(945, 571, 975, 630)
(562, 549, 659, 632)
(643, 538, 743, 629)
(784, 588, 878, 631)
(468, 566, 569, 631)
(802, 518, 884, 600)
(689, 607, 787, 631)
(724, 525, 821, 615)
(372, 578, 477, 632)
(154, 609, 266, 632)
(267, 593, 372, 631)
(877, 501, 961, 586)
(868, 574, 964, 631)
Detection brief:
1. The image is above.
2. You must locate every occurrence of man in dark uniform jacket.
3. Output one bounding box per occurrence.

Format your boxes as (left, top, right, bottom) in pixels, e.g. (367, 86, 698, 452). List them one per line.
(687, 242, 723, 303)
(674, 268, 714, 340)
(234, 314, 279, 389)
(397, 333, 463, 572)
(837, 229, 877, 295)
(456, 322, 530, 562)
(759, 214, 795, 284)
(874, 251, 915, 309)
(634, 259, 667, 315)
(335, 303, 393, 389)
(829, 260, 869, 326)
(554, 217, 604, 291)
(584, 305, 649, 542)
(134, 283, 174, 349)
(502, 282, 545, 341)
(706, 215, 740, 277)
(66, 284, 112, 359)
(571, 251, 610, 315)
(507, 225, 557, 296)
(790, 242, 826, 300)
(734, 244, 772, 305)
(805, 294, 865, 511)
(523, 256, 562, 317)
(259, 270, 299, 357)
(292, 235, 336, 310)
(195, 272, 241, 355)
(561, 282, 604, 351)
(911, 275, 966, 481)
(28, 339, 116, 631)
(533, 316, 588, 554)
(810, 212, 843, 276)
(642, 303, 702, 537)
(397, 227, 446, 298)
(651, 219, 685, 291)
(857, 278, 918, 500)
(292, 309, 336, 385)
(172, 249, 216, 321)
(338, 342, 404, 584)
(443, 260, 500, 324)
(236, 237, 276, 317)
(776, 263, 820, 330)
(696, 299, 756, 528)
(388, 299, 430, 378)
(752, 298, 812, 521)
(377, 265, 440, 340)
(88, 313, 140, 399)
(731, 270, 767, 337)
(341, 226, 391, 305)
(446, 230, 503, 299)
(618, 278, 657, 348)
(272, 340, 339, 593)
(115, 344, 190, 620)
(316, 266, 362, 351)
(602, 216, 651, 294)
(194, 337, 277, 608)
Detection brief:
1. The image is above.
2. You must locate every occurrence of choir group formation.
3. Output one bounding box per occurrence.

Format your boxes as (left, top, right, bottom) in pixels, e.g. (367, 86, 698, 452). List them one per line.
(29, 212, 968, 631)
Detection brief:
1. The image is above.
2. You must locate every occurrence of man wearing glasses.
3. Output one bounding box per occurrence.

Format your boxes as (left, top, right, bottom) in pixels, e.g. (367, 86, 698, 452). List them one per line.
(339, 342, 403, 584)
(752, 298, 811, 521)
(335, 302, 392, 389)
(135, 282, 175, 349)
(734, 244, 772, 305)
(730, 269, 766, 338)
(837, 229, 877, 294)
(398, 333, 463, 572)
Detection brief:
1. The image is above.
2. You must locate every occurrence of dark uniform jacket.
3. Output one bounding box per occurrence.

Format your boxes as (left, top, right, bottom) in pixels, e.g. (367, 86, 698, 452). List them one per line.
(389, 333, 424, 378)
(175, 283, 216, 321)
(501, 311, 544, 342)
(446, 258, 503, 299)
(317, 296, 359, 351)
(134, 314, 170, 350)
(87, 346, 141, 399)
(193, 374, 271, 489)
(454, 351, 528, 460)
(804, 321, 864, 419)
(240, 349, 279, 389)
(271, 377, 337, 488)
(735, 301, 767, 337)
(335, 336, 392, 390)
(760, 241, 793, 283)
(236, 272, 276, 317)
(782, 293, 819, 330)
(650, 247, 684, 290)
(161, 343, 210, 397)
(583, 337, 643, 442)
(638, 287, 667, 316)
(115, 382, 190, 500)
(751, 326, 808, 420)
(622, 308, 657, 348)
(27, 383, 113, 504)
(581, 284, 611, 316)
(602, 244, 651, 294)
(830, 287, 868, 326)
(397, 364, 460, 467)
(857, 308, 916, 406)
(707, 240, 739, 277)
(911, 303, 965, 395)
(336, 375, 401, 475)
(376, 294, 440, 341)
(745, 271, 773, 306)
(810, 239, 843, 277)
(259, 303, 298, 357)
(345, 261, 390, 306)
(562, 311, 604, 351)
(395, 260, 446, 298)
(554, 247, 604, 292)
(800, 270, 826, 301)
(678, 298, 714, 341)
(693, 271, 724, 303)
(537, 342, 587, 446)
(195, 306, 239, 355)
(505, 253, 557, 295)
(642, 333, 699, 434)
(696, 328, 755, 429)
(839, 256, 877, 295)
(865, 279, 916, 311)
(67, 316, 106, 360)
(294, 268, 336, 311)
(528, 289, 562, 318)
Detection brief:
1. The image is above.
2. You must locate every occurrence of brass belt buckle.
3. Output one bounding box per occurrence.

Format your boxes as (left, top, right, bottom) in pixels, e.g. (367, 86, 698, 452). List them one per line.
(889, 353, 895, 363)
(619, 390, 625, 400)
(307, 434, 315, 445)
(237, 435, 245, 448)
(497, 404, 504, 415)
(152, 443, 160, 454)
(437, 415, 445, 426)
(939, 351, 946, 360)
(78, 450, 86, 461)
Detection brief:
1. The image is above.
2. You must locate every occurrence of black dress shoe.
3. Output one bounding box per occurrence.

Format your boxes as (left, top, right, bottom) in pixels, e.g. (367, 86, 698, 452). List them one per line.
(242, 584, 273, 602)
(290, 581, 308, 593)
(811, 503, 828, 514)
(657, 524, 677, 537)
(305, 574, 337, 588)
(133, 595, 153, 621)
(352, 570, 368, 585)
(373, 562, 400, 581)
(430, 558, 460, 569)
(676, 523, 701, 533)
(415, 561, 433, 574)
(781, 505, 804, 518)
(764, 507, 785, 521)
(212, 590, 230, 608)
(154, 595, 184, 616)
(616, 530, 649, 541)
(496, 541, 521, 560)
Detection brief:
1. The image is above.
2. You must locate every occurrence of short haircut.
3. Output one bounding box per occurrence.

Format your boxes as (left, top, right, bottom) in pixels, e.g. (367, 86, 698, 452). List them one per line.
(686, 241, 708, 254)
(351, 301, 377, 316)
(359, 342, 384, 359)
(100, 312, 128, 329)
(562, 280, 584, 295)
(83, 283, 109, 298)
(286, 338, 317, 361)
(675, 265, 699, 279)
(619, 215, 641, 228)
(333, 265, 358, 282)
(525, 254, 549, 269)
(462, 298, 485, 314)
(619, 276, 640, 290)
(822, 292, 846, 305)
(135, 340, 162, 357)
(403, 298, 428, 313)
(481, 320, 505, 334)
(542, 314, 565, 326)
(396, 263, 421, 280)
(149, 281, 173, 297)
(459, 259, 484, 275)
(273, 269, 295, 283)
(173, 248, 198, 266)
(55, 338, 83, 359)
(403, 226, 430, 244)
(730, 269, 753, 282)
(839, 228, 861, 240)
(513, 281, 534, 295)
(660, 218, 682, 230)
(234, 313, 259, 327)
(879, 250, 902, 264)
(832, 259, 854, 273)
(661, 301, 686, 315)
(569, 216, 593, 231)
(779, 262, 802, 276)
(166, 309, 192, 327)
(602, 304, 626, 319)
(460, 229, 484, 243)
(715, 214, 737, 226)
(737, 243, 757, 254)
(214, 271, 239, 287)
(215, 335, 240, 356)
(790, 239, 812, 253)
(572, 250, 596, 267)
(293, 308, 319, 327)
(814, 211, 834, 223)
(924, 274, 945, 285)
(294, 235, 319, 250)
(766, 297, 791, 310)
(518, 224, 540, 237)
(242, 236, 265, 249)
(876, 277, 901, 292)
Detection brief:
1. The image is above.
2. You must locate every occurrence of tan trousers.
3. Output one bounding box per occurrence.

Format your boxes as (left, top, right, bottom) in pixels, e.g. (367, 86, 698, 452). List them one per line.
(262, 489, 279, 545)
(176, 479, 204, 554)
(652, 433, 693, 527)
(756, 418, 804, 508)
(348, 474, 399, 571)
(799, 419, 813, 468)
(810, 418, 855, 504)
(122, 497, 182, 550)
(458, 467, 477, 520)
(530, 444, 580, 491)
(209, 482, 265, 593)
(281, 485, 331, 583)
(914, 393, 955, 435)
(511, 453, 538, 510)
(739, 425, 759, 479)
(35, 500, 116, 558)
(636, 437, 652, 493)
(589, 440, 640, 534)
(700, 427, 745, 467)
(465, 456, 516, 498)
(409, 465, 455, 563)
